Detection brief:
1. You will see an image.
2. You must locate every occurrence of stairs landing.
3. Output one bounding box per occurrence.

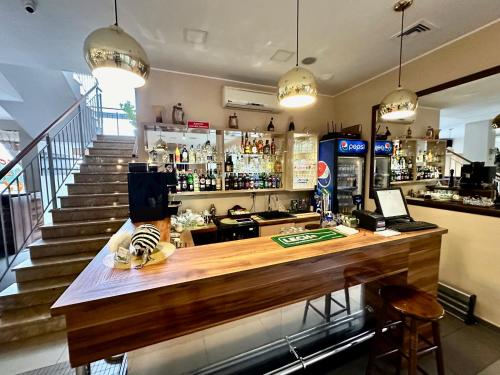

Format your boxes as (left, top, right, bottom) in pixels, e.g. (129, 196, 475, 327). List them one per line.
(0, 135, 133, 344)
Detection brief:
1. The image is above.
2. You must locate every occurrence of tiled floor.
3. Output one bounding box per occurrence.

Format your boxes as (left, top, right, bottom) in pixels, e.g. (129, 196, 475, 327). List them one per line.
(1, 288, 499, 375)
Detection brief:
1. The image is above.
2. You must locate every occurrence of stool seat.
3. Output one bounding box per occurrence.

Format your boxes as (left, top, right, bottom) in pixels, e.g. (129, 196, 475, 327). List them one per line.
(380, 285, 444, 321)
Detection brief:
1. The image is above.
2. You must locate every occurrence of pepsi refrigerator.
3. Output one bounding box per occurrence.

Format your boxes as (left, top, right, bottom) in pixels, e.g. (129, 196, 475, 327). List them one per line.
(317, 139, 368, 214)
(373, 140, 393, 190)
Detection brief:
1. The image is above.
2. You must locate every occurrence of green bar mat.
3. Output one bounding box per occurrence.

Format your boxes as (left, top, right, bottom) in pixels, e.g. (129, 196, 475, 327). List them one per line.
(271, 228, 346, 248)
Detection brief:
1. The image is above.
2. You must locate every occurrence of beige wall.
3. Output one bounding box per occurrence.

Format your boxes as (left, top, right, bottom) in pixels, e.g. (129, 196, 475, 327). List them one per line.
(333, 20, 500, 325)
(135, 69, 335, 213)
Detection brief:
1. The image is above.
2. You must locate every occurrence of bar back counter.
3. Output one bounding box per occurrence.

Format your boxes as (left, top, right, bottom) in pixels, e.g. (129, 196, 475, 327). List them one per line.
(51, 219, 447, 369)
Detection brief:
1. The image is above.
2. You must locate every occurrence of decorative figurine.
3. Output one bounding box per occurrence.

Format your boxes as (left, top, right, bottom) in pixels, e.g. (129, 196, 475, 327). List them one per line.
(384, 126, 391, 137)
(288, 120, 295, 132)
(131, 224, 161, 268)
(426, 126, 435, 139)
(228, 113, 239, 129)
(172, 103, 185, 125)
(407, 126, 412, 138)
(267, 117, 275, 132)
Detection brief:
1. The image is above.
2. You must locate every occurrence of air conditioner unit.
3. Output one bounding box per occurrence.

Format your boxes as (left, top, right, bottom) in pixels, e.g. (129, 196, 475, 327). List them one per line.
(222, 86, 281, 113)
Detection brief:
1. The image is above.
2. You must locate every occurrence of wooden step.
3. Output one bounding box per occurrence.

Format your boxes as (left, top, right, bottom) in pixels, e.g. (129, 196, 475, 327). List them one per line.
(67, 182, 128, 194)
(51, 205, 129, 223)
(0, 304, 65, 343)
(0, 275, 74, 312)
(96, 135, 135, 143)
(40, 218, 127, 239)
(88, 147, 134, 156)
(84, 154, 135, 164)
(73, 172, 128, 183)
(12, 252, 95, 282)
(28, 234, 111, 259)
(60, 193, 129, 208)
(79, 163, 129, 173)
(92, 141, 135, 149)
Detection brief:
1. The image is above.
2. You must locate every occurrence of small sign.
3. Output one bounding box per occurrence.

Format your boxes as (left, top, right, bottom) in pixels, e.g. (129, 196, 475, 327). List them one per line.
(271, 228, 345, 248)
(338, 139, 368, 155)
(187, 121, 210, 129)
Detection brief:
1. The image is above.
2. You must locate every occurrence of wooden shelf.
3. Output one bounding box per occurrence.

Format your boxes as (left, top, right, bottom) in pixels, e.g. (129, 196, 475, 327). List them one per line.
(391, 179, 439, 185)
(171, 188, 286, 196)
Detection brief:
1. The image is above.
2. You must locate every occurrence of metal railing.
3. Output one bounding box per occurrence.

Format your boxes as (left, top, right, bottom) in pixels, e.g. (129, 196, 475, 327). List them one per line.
(101, 107, 135, 137)
(0, 84, 102, 281)
(445, 147, 472, 177)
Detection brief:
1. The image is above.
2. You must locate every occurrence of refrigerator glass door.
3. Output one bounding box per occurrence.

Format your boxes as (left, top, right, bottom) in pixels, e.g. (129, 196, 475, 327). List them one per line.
(374, 156, 391, 189)
(337, 156, 365, 214)
(290, 134, 318, 190)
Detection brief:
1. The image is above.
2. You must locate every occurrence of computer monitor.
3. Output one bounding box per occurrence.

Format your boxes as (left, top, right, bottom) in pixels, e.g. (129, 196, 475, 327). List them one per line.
(374, 188, 410, 219)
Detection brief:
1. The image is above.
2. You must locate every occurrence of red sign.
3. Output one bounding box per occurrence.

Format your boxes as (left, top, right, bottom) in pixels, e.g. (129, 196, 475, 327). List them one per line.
(187, 121, 210, 129)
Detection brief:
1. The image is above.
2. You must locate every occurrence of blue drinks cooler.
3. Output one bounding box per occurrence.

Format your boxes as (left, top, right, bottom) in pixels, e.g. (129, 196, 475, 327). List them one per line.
(317, 139, 368, 214)
(373, 141, 394, 190)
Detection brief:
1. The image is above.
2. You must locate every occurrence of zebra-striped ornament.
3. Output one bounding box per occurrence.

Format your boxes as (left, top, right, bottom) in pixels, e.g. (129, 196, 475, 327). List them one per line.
(131, 224, 161, 256)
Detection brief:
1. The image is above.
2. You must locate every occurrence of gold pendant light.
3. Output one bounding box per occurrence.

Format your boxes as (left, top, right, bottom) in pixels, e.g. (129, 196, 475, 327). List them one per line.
(379, 0, 418, 122)
(84, 0, 150, 88)
(277, 0, 317, 108)
(492, 114, 500, 129)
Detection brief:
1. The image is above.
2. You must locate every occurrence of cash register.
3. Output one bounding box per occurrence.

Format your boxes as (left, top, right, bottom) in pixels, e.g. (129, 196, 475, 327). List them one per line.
(373, 188, 437, 232)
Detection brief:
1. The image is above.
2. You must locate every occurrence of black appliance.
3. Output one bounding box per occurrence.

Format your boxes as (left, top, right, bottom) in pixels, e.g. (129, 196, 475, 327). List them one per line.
(257, 211, 295, 220)
(215, 217, 259, 242)
(128, 172, 168, 222)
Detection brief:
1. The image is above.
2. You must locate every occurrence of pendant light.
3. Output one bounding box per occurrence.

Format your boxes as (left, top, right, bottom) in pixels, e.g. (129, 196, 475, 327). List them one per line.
(277, 0, 317, 108)
(379, 0, 418, 122)
(492, 114, 500, 129)
(84, 0, 150, 88)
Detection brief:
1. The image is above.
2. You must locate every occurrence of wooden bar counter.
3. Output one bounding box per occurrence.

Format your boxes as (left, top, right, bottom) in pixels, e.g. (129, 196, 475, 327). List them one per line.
(51, 219, 447, 367)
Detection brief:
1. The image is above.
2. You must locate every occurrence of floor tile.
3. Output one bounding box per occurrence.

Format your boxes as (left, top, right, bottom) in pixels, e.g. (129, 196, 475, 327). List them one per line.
(478, 358, 500, 375)
(440, 314, 466, 337)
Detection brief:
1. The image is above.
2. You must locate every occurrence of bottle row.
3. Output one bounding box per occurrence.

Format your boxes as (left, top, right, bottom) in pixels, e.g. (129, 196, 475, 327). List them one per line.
(416, 166, 441, 180)
(224, 173, 282, 190)
(231, 133, 279, 155)
(176, 169, 222, 192)
(224, 155, 283, 174)
(151, 142, 218, 164)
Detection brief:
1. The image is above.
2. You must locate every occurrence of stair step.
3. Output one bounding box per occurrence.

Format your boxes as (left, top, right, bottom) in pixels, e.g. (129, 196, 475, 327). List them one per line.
(92, 141, 135, 149)
(12, 252, 96, 282)
(84, 155, 135, 163)
(29, 234, 111, 259)
(51, 205, 129, 223)
(88, 147, 134, 156)
(0, 275, 74, 311)
(60, 193, 129, 208)
(67, 182, 128, 194)
(40, 218, 127, 239)
(79, 163, 129, 173)
(96, 135, 135, 142)
(0, 304, 65, 343)
(73, 172, 128, 183)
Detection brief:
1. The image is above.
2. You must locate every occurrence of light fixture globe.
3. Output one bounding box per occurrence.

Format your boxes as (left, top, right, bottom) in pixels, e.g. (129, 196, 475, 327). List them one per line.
(84, 25, 150, 88)
(379, 87, 418, 122)
(278, 66, 318, 108)
(492, 113, 500, 129)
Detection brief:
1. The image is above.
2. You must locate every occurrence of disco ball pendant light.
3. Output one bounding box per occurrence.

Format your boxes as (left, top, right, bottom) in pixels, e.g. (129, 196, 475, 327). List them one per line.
(84, 0, 150, 88)
(492, 113, 500, 129)
(277, 0, 317, 108)
(379, 0, 418, 122)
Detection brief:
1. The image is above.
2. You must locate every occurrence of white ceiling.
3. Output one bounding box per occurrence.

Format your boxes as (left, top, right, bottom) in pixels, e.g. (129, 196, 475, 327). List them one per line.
(0, 0, 499, 95)
(420, 73, 500, 131)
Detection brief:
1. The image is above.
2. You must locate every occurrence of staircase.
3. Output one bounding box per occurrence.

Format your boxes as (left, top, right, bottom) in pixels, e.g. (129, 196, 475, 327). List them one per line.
(0, 134, 134, 343)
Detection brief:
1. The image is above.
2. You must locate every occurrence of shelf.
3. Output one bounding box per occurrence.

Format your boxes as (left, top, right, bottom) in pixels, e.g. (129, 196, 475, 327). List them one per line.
(225, 153, 282, 157)
(175, 162, 220, 165)
(172, 188, 286, 196)
(391, 179, 439, 185)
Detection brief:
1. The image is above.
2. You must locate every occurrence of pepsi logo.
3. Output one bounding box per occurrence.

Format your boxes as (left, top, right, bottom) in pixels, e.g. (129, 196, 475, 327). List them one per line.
(340, 140, 348, 151)
(317, 161, 331, 188)
(385, 142, 391, 150)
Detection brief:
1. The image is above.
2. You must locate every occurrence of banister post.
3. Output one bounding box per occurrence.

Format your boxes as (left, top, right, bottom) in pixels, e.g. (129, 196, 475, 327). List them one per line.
(78, 105, 86, 157)
(45, 135, 58, 210)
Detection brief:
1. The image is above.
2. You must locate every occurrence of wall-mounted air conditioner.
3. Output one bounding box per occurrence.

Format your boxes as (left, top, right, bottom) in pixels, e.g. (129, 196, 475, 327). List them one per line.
(222, 86, 281, 113)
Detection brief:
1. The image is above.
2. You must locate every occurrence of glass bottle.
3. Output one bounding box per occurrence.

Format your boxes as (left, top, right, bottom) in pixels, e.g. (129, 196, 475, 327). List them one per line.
(189, 145, 196, 163)
(257, 139, 264, 154)
(244, 133, 251, 154)
(251, 140, 258, 154)
(181, 145, 189, 163)
(267, 117, 275, 132)
(193, 169, 199, 192)
(270, 138, 276, 155)
(263, 140, 270, 155)
(187, 170, 194, 191)
(199, 173, 206, 191)
(175, 145, 181, 163)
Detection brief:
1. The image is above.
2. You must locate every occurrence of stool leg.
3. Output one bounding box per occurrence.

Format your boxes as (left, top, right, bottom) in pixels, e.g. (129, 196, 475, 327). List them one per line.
(344, 287, 351, 315)
(408, 319, 419, 375)
(395, 315, 405, 375)
(432, 321, 445, 375)
(324, 293, 332, 322)
(302, 300, 310, 325)
(366, 300, 388, 374)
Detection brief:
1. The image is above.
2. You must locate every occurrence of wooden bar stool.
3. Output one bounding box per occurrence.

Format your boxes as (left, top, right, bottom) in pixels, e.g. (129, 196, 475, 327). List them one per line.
(367, 285, 445, 375)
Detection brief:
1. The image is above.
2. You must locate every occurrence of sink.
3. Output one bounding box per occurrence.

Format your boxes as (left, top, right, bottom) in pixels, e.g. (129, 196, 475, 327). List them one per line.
(257, 211, 295, 220)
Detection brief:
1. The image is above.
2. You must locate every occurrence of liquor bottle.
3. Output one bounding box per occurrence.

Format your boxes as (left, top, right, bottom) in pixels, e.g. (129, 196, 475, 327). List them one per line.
(263, 140, 270, 154)
(181, 171, 188, 192)
(249, 174, 255, 189)
(193, 169, 199, 192)
(274, 159, 282, 173)
(257, 139, 264, 154)
(189, 145, 196, 163)
(225, 155, 233, 173)
(244, 133, 251, 154)
(181, 145, 189, 163)
(215, 169, 222, 191)
(240, 134, 245, 153)
(211, 169, 217, 191)
(267, 117, 275, 132)
(187, 170, 194, 191)
(270, 138, 276, 155)
(267, 174, 273, 188)
(224, 173, 230, 190)
(176, 170, 181, 192)
(243, 174, 250, 189)
(199, 173, 206, 191)
(276, 175, 281, 188)
(238, 174, 244, 190)
(232, 173, 238, 190)
(175, 145, 181, 163)
(251, 140, 258, 154)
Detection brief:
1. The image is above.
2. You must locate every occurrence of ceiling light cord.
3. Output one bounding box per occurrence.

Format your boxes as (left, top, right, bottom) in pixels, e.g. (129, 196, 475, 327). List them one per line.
(398, 8, 405, 87)
(296, 0, 299, 67)
(114, 0, 119, 26)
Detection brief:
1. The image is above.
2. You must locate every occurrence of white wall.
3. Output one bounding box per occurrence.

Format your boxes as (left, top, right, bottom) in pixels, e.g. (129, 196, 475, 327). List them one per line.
(463, 120, 496, 165)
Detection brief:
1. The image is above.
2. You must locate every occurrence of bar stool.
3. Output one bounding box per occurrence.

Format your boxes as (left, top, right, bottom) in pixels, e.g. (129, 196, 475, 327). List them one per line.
(367, 285, 445, 375)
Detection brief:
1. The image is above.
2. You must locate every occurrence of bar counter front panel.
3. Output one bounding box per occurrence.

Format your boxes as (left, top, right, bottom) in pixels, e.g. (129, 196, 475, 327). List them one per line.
(51, 219, 447, 367)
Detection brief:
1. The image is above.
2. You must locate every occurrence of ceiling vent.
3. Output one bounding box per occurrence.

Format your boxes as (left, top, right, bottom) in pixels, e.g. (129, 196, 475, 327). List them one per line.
(392, 19, 435, 39)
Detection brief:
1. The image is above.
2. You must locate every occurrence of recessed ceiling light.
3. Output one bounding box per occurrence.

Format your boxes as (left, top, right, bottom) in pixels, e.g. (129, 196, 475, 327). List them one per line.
(270, 49, 294, 62)
(301, 57, 317, 65)
(184, 28, 208, 44)
(319, 73, 334, 81)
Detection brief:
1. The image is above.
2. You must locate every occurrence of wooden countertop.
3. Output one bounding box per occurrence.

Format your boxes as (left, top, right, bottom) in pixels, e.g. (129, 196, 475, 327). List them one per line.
(407, 197, 500, 218)
(251, 212, 320, 226)
(52, 222, 446, 315)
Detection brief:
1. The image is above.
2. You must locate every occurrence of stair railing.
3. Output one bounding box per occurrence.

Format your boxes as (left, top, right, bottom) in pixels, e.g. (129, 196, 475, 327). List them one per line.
(0, 84, 102, 281)
(445, 147, 472, 177)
